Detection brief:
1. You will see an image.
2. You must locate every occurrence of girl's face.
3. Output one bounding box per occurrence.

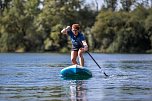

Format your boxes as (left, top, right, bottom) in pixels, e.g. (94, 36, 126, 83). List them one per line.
(72, 28, 78, 36)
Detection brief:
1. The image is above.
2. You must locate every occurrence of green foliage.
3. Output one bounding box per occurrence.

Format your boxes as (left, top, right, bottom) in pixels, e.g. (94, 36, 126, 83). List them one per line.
(91, 6, 151, 53)
(0, 0, 151, 53)
(0, 0, 44, 52)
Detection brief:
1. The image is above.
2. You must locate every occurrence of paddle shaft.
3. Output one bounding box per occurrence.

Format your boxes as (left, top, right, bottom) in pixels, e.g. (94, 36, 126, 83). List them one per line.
(86, 51, 108, 77)
(76, 39, 108, 76)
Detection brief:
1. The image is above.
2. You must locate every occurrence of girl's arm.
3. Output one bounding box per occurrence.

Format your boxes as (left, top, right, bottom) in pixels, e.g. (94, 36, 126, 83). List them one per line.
(61, 26, 71, 34)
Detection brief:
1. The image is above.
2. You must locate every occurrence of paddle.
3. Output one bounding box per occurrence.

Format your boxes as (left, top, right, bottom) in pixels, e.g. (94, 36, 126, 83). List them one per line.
(79, 40, 108, 77)
(61, 28, 108, 77)
(85, 51, 108, 77)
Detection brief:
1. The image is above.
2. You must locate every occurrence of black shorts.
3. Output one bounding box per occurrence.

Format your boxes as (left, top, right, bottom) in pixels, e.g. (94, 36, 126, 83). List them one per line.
(72, 45, 82, 51)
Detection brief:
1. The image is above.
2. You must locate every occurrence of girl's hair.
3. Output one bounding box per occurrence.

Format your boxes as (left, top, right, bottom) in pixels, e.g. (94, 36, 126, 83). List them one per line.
(72, 24, 80, 30)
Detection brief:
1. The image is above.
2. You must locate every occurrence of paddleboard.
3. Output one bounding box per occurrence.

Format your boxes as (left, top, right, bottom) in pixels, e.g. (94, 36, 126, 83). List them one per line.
(60, 65, 92, 80)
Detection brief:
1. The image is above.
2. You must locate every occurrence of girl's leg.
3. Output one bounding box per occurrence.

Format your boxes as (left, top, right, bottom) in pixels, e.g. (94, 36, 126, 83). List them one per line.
(71, 51, 78, 65)
(78, 50, 84, 66)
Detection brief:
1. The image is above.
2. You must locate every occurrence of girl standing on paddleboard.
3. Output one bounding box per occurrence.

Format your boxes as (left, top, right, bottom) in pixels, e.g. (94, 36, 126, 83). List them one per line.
(61, 24, 88, 66)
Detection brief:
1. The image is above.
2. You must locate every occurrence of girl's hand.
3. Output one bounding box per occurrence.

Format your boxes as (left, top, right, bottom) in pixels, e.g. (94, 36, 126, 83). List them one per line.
(61, 26, 71, 34)
(80, 45, 88, 52)
(83, 45, 88, 51)
(66, 26, 71, 31)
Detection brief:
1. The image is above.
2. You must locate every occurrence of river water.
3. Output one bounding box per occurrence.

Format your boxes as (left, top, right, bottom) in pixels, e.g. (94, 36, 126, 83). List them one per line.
(0, 53, 152, 101)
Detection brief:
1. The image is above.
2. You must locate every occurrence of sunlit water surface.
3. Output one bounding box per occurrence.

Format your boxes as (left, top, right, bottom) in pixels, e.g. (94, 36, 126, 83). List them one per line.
(0, 53, 152, 101)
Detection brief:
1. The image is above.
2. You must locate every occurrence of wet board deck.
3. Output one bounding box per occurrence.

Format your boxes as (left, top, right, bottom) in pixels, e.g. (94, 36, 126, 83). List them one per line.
(60, 65, 92, 80)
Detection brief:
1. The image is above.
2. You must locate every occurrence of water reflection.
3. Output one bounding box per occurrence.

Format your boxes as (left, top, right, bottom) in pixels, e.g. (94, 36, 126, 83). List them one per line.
(67, 80, 87, 101)
(0, 85, 66, 101)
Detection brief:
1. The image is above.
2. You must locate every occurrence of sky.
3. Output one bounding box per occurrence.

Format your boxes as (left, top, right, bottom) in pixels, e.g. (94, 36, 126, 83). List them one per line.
(85, 0, 121, 10)
(85, 0, 103, 10)
(85, 0, 152, 10)
(38, 0, 152, 10)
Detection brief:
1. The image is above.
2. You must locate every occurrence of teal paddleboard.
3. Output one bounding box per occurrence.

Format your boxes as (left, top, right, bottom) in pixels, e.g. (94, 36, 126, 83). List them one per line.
(60, 65, 92, 80)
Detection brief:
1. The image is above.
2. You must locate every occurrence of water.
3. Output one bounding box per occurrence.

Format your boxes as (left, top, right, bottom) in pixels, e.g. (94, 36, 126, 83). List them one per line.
(0, 53, 152, 101)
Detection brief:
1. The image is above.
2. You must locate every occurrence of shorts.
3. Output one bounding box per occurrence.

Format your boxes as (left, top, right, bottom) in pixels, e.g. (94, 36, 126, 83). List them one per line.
(71, 45, 82, 51)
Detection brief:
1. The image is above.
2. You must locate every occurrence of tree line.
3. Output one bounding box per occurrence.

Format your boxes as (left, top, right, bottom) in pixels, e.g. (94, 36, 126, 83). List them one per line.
(0, 0, 152, 53)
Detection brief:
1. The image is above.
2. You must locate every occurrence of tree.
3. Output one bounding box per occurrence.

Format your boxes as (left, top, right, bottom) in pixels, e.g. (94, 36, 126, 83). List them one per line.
(91, 7, 151, 53)
(145, 8, 152, 52)
(0, 0, 12, 13)
(120, 0, 135, 12)
(0, 0, 43, 52)
(104, 0, 117, 11)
